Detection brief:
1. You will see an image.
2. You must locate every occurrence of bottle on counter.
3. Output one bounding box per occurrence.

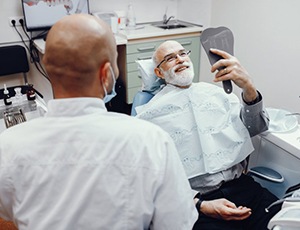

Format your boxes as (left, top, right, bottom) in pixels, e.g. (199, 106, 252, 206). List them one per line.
(126, 2, 136, 29)
(3, 84, 12, 106)
(14, 87, 25, 105)
(26, 84, 36, 101)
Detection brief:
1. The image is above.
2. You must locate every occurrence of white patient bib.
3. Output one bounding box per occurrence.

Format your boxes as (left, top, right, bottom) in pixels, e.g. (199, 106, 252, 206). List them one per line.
(136, 82, 254, 178)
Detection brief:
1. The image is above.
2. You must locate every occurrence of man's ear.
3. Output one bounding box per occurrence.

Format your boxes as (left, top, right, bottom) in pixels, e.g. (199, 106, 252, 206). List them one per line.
(154, 67, 164, 79)
(99, 62, 111, 87)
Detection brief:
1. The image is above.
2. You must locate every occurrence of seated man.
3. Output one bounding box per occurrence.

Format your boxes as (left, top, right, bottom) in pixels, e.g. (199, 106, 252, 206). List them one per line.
(0, 16, 197, 229)
(135, 40, 280, 230)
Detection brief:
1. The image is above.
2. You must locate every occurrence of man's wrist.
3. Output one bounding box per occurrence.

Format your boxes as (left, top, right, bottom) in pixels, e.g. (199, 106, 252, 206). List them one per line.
(243, 91, 261, 105)
(194, 192, 203, 213)
(195, 198, 203, 213)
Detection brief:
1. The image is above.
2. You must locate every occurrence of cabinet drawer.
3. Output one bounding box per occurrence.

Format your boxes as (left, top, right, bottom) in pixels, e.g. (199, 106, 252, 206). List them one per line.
(127, 62, 137, 73)
(127, 41, 158, 54)
(127, 52, 153, 64)
(176, 37, 194, 47)
(127, 71, 142, 88)
(176, 37, 199, 51)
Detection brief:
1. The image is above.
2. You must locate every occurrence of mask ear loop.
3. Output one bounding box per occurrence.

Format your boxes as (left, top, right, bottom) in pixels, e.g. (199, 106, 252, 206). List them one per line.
(102, 69, 108, 99)
(109, 65, 116, 85)
(102, 83, 108, 98)
(102, 65, 117, 103)
(102, 64, 114, 96)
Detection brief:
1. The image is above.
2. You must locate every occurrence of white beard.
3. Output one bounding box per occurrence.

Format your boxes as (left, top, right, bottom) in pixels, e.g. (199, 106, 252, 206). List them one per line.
(162, 61, 194, 87)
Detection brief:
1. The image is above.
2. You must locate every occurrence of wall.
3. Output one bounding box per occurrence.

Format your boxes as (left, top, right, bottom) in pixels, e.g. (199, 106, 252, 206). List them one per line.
(177, 0, 211, 27)
(0, 1, 53, 102)
(200, 0, 300, 113)
(90, 0, 178, 24)
(5, 0, 299, 113)
(0, 0, 181, 103)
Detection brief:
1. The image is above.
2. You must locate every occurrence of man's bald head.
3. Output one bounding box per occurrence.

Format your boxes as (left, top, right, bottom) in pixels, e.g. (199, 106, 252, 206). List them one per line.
(152, 40, 185, 66)
(43, 14, 118, 98)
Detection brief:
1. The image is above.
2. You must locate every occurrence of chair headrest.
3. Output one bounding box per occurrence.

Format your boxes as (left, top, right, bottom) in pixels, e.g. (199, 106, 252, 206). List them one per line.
(136, 59, 165, 94)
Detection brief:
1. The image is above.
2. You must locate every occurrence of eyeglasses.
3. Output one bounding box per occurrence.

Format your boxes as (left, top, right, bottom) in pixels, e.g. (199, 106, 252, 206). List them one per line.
(156, 50, 191, 68)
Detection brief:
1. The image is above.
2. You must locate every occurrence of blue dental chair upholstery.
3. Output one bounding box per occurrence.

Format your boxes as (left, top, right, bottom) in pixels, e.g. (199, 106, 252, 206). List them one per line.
(131, 91, 154, 116)
(131, 58, 164, 116)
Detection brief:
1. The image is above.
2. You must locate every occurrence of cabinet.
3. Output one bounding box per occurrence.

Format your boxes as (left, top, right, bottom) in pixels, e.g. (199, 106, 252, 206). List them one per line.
(124, 34, 201, 104)
(249, 133, 300, 198)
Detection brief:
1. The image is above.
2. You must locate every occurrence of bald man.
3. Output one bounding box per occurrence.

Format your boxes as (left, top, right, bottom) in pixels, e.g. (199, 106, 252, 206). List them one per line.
(0, 15, 197, 229)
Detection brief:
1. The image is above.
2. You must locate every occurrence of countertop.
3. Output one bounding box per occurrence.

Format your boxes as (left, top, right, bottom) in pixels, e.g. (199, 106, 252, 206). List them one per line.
(261, 126, 300, 159)
(34, 20, 203, 53)
(118, 21, 203, 41)
(34, 34, 127, 54)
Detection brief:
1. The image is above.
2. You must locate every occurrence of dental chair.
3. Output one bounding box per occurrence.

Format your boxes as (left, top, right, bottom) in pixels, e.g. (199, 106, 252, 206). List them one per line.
(131, 59, 162, 116)
(131, 91, 154, 116)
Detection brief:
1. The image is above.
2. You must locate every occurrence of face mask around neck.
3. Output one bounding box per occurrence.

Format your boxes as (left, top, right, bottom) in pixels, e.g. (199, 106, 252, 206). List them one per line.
(102, 66, 117, 103)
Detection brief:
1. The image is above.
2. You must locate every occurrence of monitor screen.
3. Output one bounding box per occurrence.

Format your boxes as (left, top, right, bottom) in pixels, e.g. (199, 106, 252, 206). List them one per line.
(21, 0, 90, 32)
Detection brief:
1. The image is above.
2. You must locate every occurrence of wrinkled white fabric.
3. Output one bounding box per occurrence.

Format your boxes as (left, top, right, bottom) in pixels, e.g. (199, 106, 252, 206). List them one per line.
(136, 82, 254, 178)
(0, 98, 197, 230)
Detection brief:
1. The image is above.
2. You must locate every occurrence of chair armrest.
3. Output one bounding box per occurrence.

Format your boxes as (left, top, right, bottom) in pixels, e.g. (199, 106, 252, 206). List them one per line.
(248, 166, 284, 183)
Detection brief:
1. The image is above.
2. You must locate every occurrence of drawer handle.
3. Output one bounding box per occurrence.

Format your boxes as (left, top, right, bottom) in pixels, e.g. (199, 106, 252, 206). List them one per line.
(137, 56, 152, 60)
(137, 46, 156, 52)
(181, 41, 192, 46)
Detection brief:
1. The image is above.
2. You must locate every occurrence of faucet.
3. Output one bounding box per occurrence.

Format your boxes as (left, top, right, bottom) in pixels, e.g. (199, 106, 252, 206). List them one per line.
(163, 15, 175, 24)
(162, 6, 174, 24)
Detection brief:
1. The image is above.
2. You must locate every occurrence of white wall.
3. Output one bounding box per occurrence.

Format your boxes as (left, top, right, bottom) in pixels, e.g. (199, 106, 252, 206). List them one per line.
(177, 0, 211, 27)
(0, 1, 53, 102)
(90, 0, 178, 24)
(200, 0, 300, 113)
(2, 0, 299, 113)
(0, 0, 181, 103)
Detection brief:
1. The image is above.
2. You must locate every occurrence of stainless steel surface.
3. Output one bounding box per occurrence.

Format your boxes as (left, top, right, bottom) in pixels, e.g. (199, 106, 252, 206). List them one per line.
(0, 100, 37, 119)
(3, 108, 26, 128)
(155, 24, 187, 29)
(151, 20, 196, 30)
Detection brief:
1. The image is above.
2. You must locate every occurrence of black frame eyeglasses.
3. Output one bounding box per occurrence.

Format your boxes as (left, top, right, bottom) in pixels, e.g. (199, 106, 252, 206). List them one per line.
(156, 50, 191, 68)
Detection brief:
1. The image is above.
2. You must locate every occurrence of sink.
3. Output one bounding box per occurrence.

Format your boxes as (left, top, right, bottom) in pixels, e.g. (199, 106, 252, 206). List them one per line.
(155, 24, 187, 29)
(151, 20, 192, 30)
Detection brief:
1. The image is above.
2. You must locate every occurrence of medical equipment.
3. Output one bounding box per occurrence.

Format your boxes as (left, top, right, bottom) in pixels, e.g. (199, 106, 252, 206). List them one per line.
(0, 45, 47, 132)
(3, 84, 12, 106)
(266, 108, 299, 133)
(3, 109, 26, 128)
(21, 0, 90, 32)
(268, 207, 300, 230)
(268, 189, 300, 230)
(0, 45, 43, 100)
